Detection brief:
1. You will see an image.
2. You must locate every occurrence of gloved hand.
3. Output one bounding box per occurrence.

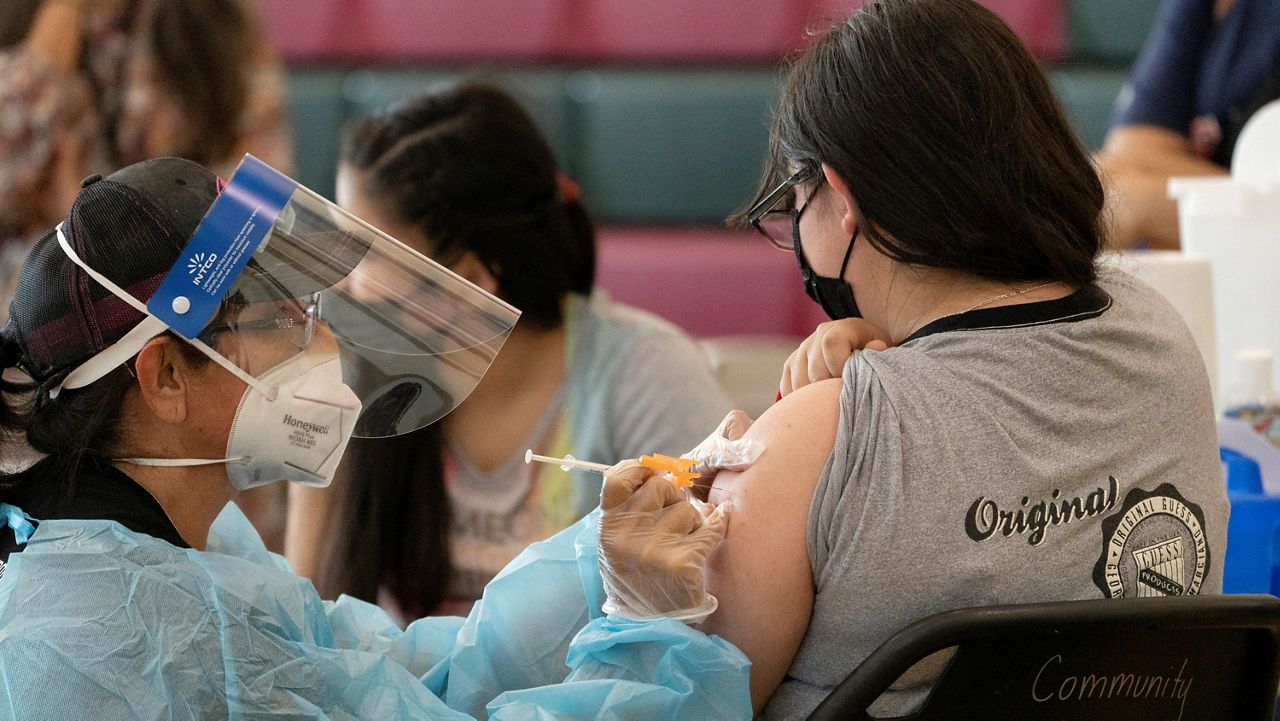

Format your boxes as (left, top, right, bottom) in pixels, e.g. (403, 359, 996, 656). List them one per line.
(683, 410, 760, 501)
(780, 318, 893, 397)
(598, 460, 728, 624)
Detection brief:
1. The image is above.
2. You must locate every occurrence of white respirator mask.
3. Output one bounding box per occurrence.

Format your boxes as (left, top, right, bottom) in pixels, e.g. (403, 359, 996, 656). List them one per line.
(123, 351, 362, 489)
(226, 352, 362, 488)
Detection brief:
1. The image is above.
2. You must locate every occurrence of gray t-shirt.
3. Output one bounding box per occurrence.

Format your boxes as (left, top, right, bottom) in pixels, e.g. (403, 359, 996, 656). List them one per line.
(764, 270, 1229, 720)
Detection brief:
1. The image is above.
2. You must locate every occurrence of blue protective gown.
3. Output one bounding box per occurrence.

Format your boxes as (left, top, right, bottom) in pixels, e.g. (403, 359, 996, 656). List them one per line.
(0, 502, 751, 720)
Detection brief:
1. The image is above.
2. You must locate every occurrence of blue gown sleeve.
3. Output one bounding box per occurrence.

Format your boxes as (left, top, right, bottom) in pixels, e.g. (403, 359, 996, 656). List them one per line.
(434, 511, 752, 721)
(209, 502, 752, 720)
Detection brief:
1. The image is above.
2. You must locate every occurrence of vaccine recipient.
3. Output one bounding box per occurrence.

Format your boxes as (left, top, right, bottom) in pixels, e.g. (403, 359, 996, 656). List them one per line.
(0, 156, 748, 720)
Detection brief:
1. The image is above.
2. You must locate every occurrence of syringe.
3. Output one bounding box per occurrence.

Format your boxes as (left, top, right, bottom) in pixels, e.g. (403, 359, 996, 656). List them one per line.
(524, 449, 703, 490)
(524, 450, 612, 474)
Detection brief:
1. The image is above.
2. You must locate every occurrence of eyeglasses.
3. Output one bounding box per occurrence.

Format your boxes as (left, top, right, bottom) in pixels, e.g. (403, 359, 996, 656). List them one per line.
(747, 169, 818, 252)
(204, 294, 321, 350)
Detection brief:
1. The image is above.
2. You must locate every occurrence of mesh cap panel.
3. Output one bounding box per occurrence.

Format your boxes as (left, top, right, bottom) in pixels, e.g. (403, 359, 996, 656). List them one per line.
(7, 158, 218, 384)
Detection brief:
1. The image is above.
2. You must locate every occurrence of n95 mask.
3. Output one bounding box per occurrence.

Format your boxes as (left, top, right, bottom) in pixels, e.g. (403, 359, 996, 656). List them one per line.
(121, 350, 362, 490)
(226, 352, 361, 489)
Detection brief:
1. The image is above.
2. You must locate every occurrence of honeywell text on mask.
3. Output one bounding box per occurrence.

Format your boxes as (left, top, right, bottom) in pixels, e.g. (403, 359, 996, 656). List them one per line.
(283, 414, 330, 435)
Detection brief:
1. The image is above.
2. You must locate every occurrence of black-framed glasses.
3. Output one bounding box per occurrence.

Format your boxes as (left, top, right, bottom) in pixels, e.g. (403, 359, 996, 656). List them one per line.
(747, 169, 819, 251)
(205, 293, 321, 350)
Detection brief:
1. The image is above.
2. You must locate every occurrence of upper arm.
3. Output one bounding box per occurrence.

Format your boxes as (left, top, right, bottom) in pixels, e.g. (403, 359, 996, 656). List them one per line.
(1094, 122, 1227, 248)
(698, 378, 844, 714)
(1110, 0, 1214, 133)
(1098, 124, 1228, 176)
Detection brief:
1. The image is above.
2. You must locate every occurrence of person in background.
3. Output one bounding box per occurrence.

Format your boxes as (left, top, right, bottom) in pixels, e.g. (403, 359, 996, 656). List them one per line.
(0, 0, 295, 548)
(694, 0, 1229, 717)
(1095, 0, 1280, 249)
(286, 83, 734, 621)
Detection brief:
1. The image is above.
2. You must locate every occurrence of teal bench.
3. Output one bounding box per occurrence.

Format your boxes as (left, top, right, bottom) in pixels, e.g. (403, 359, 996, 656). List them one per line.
(287, 61, 1137, 222)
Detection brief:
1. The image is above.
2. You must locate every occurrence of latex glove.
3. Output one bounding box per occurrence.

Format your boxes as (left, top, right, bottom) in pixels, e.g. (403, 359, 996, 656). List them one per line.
(598, 460, 728, 624)
(683, 410, 760, 502)
(780, 318, 893, 397)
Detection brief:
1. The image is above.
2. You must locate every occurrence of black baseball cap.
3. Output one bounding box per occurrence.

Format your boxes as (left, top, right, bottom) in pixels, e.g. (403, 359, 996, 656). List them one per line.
(4, 157, 368, 386)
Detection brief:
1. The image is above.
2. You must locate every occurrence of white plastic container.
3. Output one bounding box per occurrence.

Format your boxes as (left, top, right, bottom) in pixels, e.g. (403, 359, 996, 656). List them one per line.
(1099, 251, 1217, 401)
(1169, 99, 1280, 411)
(1223, 348, 1280, 446)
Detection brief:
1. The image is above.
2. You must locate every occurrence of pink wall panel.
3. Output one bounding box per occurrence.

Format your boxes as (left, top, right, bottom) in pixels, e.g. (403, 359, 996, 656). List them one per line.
(975, 0, 1065, 60)
(260, 0, 579, 63)
(813, 0, 1064, 59)
(257, 0, 1064, 63)
(594, 227, 828, 339)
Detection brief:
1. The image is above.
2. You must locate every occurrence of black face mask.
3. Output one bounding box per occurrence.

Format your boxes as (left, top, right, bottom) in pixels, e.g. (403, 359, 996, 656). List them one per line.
(792, 207, 861, 320)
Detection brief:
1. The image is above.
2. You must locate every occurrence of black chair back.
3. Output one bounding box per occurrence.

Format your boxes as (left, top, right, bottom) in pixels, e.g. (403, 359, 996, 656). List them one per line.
(805, 595, 1280, 721)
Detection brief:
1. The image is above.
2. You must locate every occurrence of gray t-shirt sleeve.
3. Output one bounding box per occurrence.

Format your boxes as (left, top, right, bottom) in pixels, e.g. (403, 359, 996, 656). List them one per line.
(605, 330, 735, 460)
(807, 352, 894, 585)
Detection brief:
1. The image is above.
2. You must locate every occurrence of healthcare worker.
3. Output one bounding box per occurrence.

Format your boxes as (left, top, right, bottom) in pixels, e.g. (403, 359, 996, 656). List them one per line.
(0, 156, 749, 719)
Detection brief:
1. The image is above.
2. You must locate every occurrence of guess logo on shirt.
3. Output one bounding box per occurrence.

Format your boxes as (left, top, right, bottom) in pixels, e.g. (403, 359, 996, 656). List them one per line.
(962, 477, 1212, 599)
(1091, 484, 1211, 599)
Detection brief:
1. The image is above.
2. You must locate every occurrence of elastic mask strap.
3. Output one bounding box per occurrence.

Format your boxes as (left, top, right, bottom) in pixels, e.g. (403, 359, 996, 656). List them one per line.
(837, 221, 858, 277)
(53, 316, 167, 398)
(52, 223, 277, 401)
(56, 223, 149, 315)
(117, 457, 246, 468)
(188, 338, 278, 401)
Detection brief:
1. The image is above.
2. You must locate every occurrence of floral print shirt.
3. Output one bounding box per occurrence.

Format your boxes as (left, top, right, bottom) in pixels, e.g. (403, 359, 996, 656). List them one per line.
(0, 0, 293, 326)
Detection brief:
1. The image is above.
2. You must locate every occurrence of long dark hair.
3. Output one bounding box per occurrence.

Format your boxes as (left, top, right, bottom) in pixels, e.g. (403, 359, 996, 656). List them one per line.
(743, 0, 1104, 286)
(0, 0, 40, 49)
(142, 0, 258, 166)
(319, 82, 597, 618)
(0, 333, 209, 504)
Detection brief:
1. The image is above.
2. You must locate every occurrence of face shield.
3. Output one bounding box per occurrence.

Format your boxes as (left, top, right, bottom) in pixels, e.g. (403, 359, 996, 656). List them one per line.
(55, 155, 520, 441)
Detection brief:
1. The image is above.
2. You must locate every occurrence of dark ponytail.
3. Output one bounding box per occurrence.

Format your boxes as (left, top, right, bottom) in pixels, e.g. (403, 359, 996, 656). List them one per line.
(561, 198, 597, 296)
(144, 0, 256, 166)
(310, 82, 599, 619)
(0, 330, 133, 502)
(0, 0, 40, 51)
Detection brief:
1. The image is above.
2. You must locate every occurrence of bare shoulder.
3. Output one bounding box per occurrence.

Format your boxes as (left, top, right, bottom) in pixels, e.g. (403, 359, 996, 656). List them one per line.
(700, 378, 843, 712)
(715, 377, 843, 499)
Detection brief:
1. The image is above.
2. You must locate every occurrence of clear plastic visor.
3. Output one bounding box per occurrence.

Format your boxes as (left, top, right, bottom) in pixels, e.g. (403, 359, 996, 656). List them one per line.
(175, 157, 520, 438)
